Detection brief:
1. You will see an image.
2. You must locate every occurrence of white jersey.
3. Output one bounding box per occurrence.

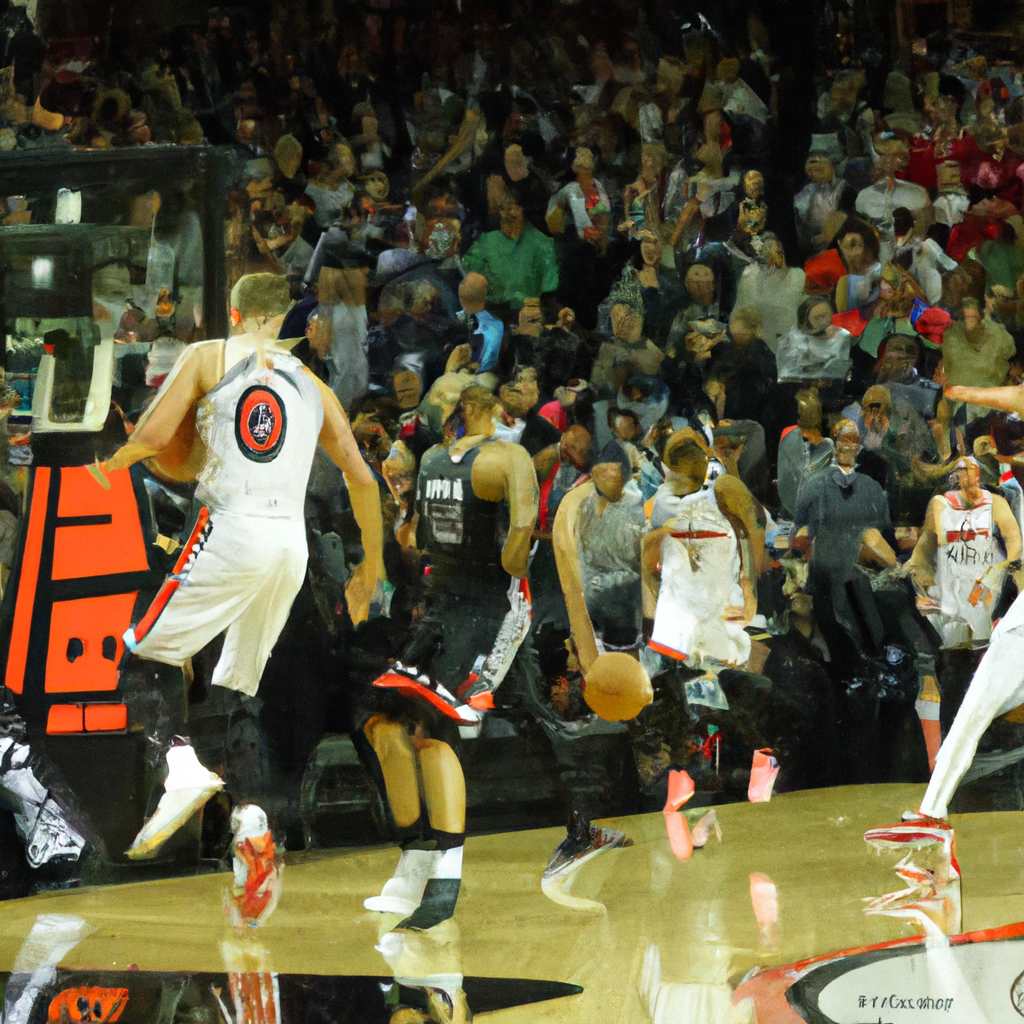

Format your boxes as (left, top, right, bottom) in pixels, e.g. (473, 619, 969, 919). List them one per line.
(933, 490, 1002, 648)
(193, 347, 323, 519)
(649, 486, 751, 667)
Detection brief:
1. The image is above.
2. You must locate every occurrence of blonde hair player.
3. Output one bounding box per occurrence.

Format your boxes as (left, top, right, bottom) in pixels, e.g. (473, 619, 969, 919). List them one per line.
(97, 273, 386, 860)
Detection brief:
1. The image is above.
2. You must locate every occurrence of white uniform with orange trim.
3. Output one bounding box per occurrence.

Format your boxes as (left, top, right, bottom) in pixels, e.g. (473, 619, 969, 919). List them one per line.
(125, 347, 322, 696)
(931, 489, 1001, 649)
(648, 486, 750, 667)
(920, 490, 1024, 818)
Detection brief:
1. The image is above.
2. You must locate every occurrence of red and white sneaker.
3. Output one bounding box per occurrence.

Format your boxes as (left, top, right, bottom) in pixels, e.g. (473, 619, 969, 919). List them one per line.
(863, 814, 954, 852)
(864, 813, 960, 926)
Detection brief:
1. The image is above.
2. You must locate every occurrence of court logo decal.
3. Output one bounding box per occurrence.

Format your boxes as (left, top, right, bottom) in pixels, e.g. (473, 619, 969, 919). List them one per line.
(1012, 967, 1024, 1016)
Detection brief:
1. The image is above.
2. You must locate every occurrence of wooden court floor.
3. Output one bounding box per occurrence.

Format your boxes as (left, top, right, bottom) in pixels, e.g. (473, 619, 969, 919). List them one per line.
(2, 783, 1024, 1022)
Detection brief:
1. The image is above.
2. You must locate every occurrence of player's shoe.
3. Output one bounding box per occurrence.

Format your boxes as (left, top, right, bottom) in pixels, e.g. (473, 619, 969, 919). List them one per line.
(364, 848, 439, 916)
(126, 740, 224, 860)
(864, 814, 955, 852)
(541, 813, 631, 912)
(396, 846, 463, 931)
(864, 814, 959, 916)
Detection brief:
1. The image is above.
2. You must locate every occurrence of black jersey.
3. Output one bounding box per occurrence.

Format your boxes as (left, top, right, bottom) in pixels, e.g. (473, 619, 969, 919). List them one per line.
(416, 438, 510, 580)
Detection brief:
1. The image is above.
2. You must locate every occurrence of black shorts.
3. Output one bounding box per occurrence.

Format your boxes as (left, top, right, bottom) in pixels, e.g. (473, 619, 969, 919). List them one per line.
(353, 568, 512, 737)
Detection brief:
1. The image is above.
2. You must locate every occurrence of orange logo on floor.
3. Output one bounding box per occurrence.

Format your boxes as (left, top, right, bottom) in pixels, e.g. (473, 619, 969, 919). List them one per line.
(47, 986, 128, 1021)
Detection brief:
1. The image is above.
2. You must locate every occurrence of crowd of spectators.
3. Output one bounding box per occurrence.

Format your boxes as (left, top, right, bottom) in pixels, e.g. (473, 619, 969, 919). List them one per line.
(9, 0, 1024, 818)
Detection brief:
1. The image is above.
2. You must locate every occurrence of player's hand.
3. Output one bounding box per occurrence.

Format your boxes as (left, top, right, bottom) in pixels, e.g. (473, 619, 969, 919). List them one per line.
(898, 559, 928, 581)
(345, 561, 388, 625)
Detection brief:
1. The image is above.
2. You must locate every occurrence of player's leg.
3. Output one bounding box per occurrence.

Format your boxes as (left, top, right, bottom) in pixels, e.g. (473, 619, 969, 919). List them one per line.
(397, 738, 466, 931)
(211, 531, 307, 696)
(920, 620, 1024, 819)
(128, 515, 256, 668)
(364, 716, 421, 828)
(362, 716, 435, 915)
(126, 523, 289, 859)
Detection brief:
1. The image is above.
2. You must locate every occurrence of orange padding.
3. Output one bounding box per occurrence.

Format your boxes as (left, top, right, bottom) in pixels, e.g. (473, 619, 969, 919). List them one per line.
(46, 704, 83, 733)
(85, 703, 128, 731)
(52, 466, 148, 580)
(46, 703, 128, 734)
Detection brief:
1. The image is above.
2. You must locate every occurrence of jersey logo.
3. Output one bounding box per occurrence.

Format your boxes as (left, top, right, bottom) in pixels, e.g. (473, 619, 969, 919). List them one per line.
(235, 385, 286, 462)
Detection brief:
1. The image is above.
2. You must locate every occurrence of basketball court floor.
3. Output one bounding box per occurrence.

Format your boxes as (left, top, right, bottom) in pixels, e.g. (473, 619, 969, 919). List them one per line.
(1, 783, 1023, 1022)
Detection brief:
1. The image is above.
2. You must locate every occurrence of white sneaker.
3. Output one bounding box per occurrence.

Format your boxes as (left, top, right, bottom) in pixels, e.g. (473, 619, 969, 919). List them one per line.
(126, 742, 224, 860)
(364, 848, 438, 915)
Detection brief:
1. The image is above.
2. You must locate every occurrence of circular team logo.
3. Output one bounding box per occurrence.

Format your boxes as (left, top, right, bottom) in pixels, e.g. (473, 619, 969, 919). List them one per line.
(235, 385, 286, 462)
(1012, 968, 1024, 1016)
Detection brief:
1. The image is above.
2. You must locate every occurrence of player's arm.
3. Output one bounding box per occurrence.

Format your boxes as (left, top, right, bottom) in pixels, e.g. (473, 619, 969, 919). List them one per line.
(472, 442, 539, 579)
(552, 482, 600, 673)
(105, 343, 220, 472)
(714, 473, 766, 579)
(946, 384, 1024, 417)
(989, 494, 1024, 592)
(307, 369, 387, 623)
(714, 475, 760, 622)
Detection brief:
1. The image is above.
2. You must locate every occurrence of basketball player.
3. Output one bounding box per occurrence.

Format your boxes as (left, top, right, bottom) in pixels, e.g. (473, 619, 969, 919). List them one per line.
(362, 385, 538, 930)
(908, 456, 1021, 651)
(644, 428, 762, 667)
(868, 382, 1024, 845)
(101, 274, 385, 859)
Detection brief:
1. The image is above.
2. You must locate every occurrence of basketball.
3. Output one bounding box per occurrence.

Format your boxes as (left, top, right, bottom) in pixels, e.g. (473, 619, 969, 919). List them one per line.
(582, 652, 653, 722)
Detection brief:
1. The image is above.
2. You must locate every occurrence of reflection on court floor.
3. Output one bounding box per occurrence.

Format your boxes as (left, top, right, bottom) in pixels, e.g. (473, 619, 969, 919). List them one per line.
(1, 785, 1023, 1023)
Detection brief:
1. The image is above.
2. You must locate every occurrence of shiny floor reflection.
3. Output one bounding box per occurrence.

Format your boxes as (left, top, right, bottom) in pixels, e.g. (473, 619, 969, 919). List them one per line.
(0, 965, 581, 1022)
(1, 784, 1023, 1022)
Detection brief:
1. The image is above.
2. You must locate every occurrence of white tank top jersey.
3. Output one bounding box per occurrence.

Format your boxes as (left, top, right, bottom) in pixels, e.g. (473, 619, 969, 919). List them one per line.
(936, 490, 998, 580)
(934, 489, 1002, 648)
(195, 347, 323, 518)
(650, 486, 751, 667)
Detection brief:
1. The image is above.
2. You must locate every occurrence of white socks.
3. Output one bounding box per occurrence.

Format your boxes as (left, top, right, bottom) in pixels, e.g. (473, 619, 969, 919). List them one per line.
(364, 848, 438, 915)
